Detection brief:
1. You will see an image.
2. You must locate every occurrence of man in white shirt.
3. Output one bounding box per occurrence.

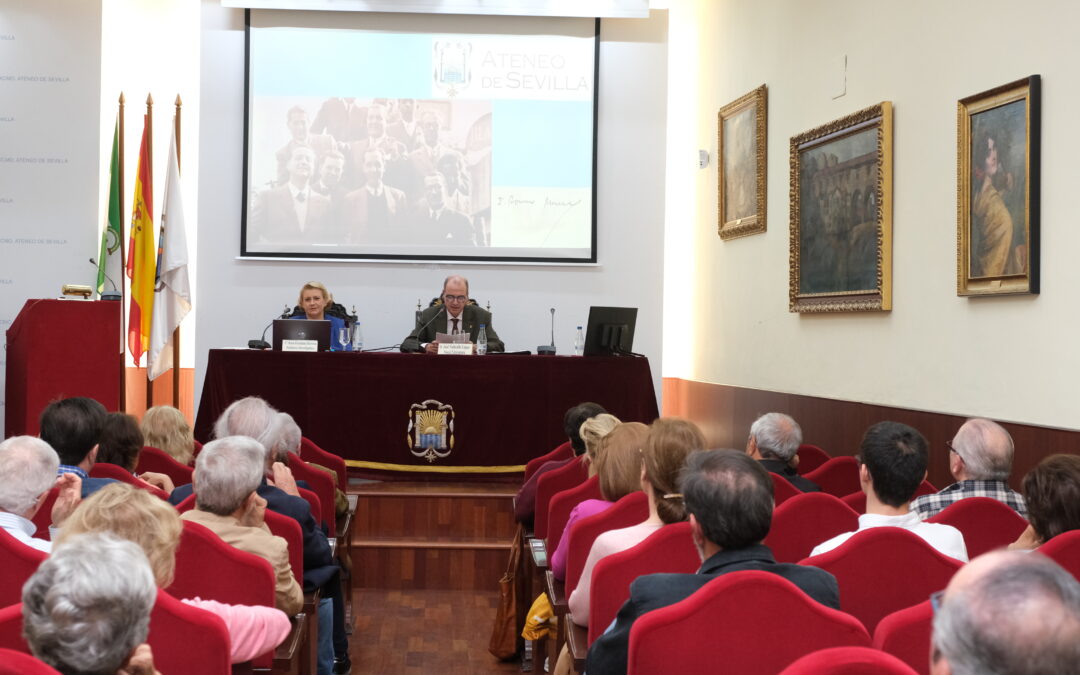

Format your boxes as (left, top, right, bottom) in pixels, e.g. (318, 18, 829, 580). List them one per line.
(0, 436, 82, 552)
(810, 421, 968, 562)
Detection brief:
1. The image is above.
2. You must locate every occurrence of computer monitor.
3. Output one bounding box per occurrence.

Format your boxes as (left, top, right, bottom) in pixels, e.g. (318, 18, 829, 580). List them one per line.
(582, 306, 638, 356)
(272, 319, 331, 352)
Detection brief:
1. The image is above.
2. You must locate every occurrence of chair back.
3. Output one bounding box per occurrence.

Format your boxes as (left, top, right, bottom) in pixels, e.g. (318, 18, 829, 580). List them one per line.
(565, 491, 649, 595)
(30, 488, 58, 539)
(0, 604, 29, 654)
(842, 481, 937, 513)
(0, 528, 48, 608)
(533, 457, 588, 539)
(926, 496, 1028, 558)
(296, 486, 326, 534)
(770, 472, 803, 505)
(796, 444, 831, 475)
(135, 445, 194, 486)
(764, 492, 860, 563)
(0, 648, 61, 674)
(800, 527, 962, 633)
(804, 456, 861, 497)
(264, 508, 304, 586)
(148, 589, 231, 675)
(626, 570, 870, 674)
(873, 600, 933, 675)
(1037, 529, 1080, 583)
(299, 436, 347, 492)
(192, 439, 204, 457)
(524, 441, 574, 482)
(588, 521, 699, 645)
(289, 456, 337, 536)
(88, 463, 169, 500)
(779, 646, 920, 675)
(546, 475, 602, 554)
(175, 493, 196, 513)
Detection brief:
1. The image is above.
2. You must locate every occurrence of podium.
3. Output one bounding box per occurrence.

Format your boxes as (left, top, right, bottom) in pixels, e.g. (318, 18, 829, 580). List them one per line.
(5, 299, 122, 437)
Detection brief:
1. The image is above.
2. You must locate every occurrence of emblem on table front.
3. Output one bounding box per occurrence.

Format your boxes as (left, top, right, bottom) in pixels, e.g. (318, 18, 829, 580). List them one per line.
(407, 400, 455, 462)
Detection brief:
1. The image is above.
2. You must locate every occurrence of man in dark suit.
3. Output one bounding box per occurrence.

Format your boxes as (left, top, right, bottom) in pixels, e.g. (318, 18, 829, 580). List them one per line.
(746, 412, 821, 492)
(250, 146, 332, 245)
(586, 449, 840, 675)
(342, 149, 409, 245)
(401, 275, 504, 353)
(412, 173, 475, 246)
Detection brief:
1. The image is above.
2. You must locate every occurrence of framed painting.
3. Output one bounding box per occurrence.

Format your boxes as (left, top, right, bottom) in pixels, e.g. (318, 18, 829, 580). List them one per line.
(789, 102, 893, 313)
(718, 84, 767, 240)
(957, 76, 1040, 296)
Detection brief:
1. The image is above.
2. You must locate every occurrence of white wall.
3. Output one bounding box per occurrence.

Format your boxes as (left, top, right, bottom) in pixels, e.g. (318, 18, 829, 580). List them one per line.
(194, 4, 669, 409)
(664, 0, 1080, 430)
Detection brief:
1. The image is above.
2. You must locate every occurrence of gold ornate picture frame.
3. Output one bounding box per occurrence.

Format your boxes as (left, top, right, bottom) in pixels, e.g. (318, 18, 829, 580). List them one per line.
(789, 102, 893, 313)
(957, 76, 1040, 296)
(718, 84, 767, 240)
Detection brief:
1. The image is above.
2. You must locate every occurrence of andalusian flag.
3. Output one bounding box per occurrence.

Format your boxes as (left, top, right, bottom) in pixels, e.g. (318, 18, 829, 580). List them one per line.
(126, 116, 156, 367)
(96, 117, 122, 297)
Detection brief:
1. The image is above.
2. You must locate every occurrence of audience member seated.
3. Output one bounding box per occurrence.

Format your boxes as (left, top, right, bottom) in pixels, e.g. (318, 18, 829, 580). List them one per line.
(550, 421, 650, 581)
(746, 412, 821, 492)
(57, 482, 290, 663)
(515, 402, 607, 527)
(96, 412, 174, 495)
(22, 532, 160, 675)
(141, 405, 196, 466)
(38, 397, 115, 498)
(911, 418, 1026, 519)
(0, 436, 80, 553)
(278, 412, 348, 520)
(179, 436, 304, 615)
(810, 422, 968, 562)
(1009, 453, 1080, 551)
(931, 550, 1080, 674)
(586, 449, 840, 675)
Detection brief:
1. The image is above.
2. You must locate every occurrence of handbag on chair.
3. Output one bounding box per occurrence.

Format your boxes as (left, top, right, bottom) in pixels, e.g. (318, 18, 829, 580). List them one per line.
(489, 524, 525, 660)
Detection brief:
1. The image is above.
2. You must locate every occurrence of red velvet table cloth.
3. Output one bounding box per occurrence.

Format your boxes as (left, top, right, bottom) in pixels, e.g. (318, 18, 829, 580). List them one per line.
(194, 349, 659, 481)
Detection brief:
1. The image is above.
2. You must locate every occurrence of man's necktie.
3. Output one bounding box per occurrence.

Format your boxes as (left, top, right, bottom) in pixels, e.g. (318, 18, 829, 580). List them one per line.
(452, 318, 459, 334)
(296, 192, 306, 203)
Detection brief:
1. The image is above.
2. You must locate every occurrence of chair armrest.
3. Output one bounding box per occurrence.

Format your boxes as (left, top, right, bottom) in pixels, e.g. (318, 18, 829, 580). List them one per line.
(271, 612, 307, 674)
(566, 617, 588, 673)
(545, 570, 567, 616)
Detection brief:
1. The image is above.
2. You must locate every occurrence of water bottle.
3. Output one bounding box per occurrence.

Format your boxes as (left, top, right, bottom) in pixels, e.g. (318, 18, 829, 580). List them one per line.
(351, 322, 364, 352)
(476, 324, 488, 355)
(573, 326, 585, 356)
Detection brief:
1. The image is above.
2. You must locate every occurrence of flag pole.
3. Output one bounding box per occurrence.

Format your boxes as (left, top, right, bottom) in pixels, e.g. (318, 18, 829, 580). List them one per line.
(144, 93, 154, 412)
(171, 94, 182, 408)
(118, 92, 127, 413)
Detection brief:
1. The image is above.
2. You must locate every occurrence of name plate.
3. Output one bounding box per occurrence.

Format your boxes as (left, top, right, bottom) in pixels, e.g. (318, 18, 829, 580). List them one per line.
(437, 342, 473, 355)
(282, 339, 319, 352)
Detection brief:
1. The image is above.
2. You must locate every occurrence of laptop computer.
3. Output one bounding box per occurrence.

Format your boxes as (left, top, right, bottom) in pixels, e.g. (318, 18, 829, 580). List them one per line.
(272, 319, 331, 352)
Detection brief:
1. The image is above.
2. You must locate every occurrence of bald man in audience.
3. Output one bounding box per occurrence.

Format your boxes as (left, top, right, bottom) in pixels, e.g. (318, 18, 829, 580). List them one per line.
(931, 550, 1080, 675)
(911, 418, 1026, 519)
(745, 412, 820, 492)
(0, 436, 81, 552)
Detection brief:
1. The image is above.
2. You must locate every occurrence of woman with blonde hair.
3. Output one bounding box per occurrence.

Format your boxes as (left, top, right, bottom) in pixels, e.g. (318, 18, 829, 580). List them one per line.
(57, 483, 291, 664)
(293, 281, 350, 351)
(141, 405, 195, 466)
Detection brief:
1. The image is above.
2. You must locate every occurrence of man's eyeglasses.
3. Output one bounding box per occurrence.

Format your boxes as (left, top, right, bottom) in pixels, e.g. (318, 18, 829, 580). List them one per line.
(930, 590, 945, 614)
(444, 295, 468, 303)
(945, 440, 963, 460)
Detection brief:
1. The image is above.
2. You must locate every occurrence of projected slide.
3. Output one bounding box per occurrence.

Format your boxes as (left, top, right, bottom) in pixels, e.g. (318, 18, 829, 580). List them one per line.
(243, 13, 598, 263)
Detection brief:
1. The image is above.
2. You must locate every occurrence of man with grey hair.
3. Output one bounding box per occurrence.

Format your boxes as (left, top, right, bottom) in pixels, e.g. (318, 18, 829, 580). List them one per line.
(0, 436, 81, 552)
(23, 532, 160, 674)
(181, 436, 304, 615)
(931, 550, 1080, 675)
(912, 418, 1026, 519)
(745, 412, 821, 492)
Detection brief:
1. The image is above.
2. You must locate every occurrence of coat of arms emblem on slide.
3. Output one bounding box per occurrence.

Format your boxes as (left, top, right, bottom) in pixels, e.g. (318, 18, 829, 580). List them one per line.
(407, 399, 455, 462)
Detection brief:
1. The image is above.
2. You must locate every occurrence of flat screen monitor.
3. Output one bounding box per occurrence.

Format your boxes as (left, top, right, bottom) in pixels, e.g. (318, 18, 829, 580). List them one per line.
(272, 318, 331, 351)
(582, 306, 637, 356)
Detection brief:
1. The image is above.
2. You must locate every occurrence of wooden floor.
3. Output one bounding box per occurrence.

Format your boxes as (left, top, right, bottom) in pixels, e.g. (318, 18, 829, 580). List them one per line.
(350, 588, 522, 673)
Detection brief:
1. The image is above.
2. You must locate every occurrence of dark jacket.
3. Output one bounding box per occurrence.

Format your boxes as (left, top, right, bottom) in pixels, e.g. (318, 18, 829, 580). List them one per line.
(759, 458, 822, 493)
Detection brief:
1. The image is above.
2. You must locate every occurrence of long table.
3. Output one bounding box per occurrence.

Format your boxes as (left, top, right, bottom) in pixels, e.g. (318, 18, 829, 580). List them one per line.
(194, 349, 659, 480)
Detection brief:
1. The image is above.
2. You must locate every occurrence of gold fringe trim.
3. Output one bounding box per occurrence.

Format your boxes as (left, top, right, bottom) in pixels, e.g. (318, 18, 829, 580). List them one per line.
(345, 460, 525, 473)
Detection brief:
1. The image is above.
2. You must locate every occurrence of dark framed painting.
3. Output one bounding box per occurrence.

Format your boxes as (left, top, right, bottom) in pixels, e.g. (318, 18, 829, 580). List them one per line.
(789, 102, 893, 313)
(957, 76, 1040, 296)
(718, 84, 767, 240)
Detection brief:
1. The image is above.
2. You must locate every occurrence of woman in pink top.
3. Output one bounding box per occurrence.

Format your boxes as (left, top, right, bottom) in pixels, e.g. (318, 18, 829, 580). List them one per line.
(57, 483, 291, 664)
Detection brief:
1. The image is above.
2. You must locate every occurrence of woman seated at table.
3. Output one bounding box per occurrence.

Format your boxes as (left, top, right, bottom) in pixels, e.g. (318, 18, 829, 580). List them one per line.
(293, 281, 350, 351)
(141, 405, 196, 466)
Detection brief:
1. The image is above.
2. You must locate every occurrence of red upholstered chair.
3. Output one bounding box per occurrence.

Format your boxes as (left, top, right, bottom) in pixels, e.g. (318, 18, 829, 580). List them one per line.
(264, 508, 304, 586)
(800, 527, 963, 633)
(804, 456, 861, 497)
(873, 600, 933, 675)
(88, 463, 169, 500)
(0, 648, 61, 674)
(770, 472, 803, 505)
(546, 475, 602, 554)
(0, 603, 28, 653)
(174, 493, 195, 513)
(926, 496, 1029, 558)
(533, 457, 589, 540)
(148, 589, 231, 675)
(565, 492, 649, 596)
(192, 439, 204, 457)
(299, 436, 348, 493)
(524, 441, 574, 482)
(796, 443, 831, 475)
(842, 481, 937, 513)
(779, 646, 920, 675)
(1038, 530, 1080, 582)
(290, 456, 337, 536)
(588, 522, 700, 645)
(135, 445, 194, 486)
(626, 571, 871, 674)
(296, 486, 326, 535)
(0, 528, 47, 608)
(30, 488, 58, 539)
(764, 492, 860, 564)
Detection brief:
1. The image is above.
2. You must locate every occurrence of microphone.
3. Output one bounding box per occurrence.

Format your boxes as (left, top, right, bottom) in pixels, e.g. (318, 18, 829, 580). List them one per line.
(88, 258, 121, 301)
(404, 306, 445, 352)
(537, 307, 557, 355)
(248, 306, 293, 350)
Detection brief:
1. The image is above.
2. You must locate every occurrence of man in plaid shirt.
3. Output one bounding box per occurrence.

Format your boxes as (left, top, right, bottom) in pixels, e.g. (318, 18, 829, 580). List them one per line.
(911, 418, 1026, 520)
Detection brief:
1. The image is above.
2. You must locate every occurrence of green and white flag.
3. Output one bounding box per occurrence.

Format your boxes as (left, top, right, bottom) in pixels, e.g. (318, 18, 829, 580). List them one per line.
(96, 117, 122, 297)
